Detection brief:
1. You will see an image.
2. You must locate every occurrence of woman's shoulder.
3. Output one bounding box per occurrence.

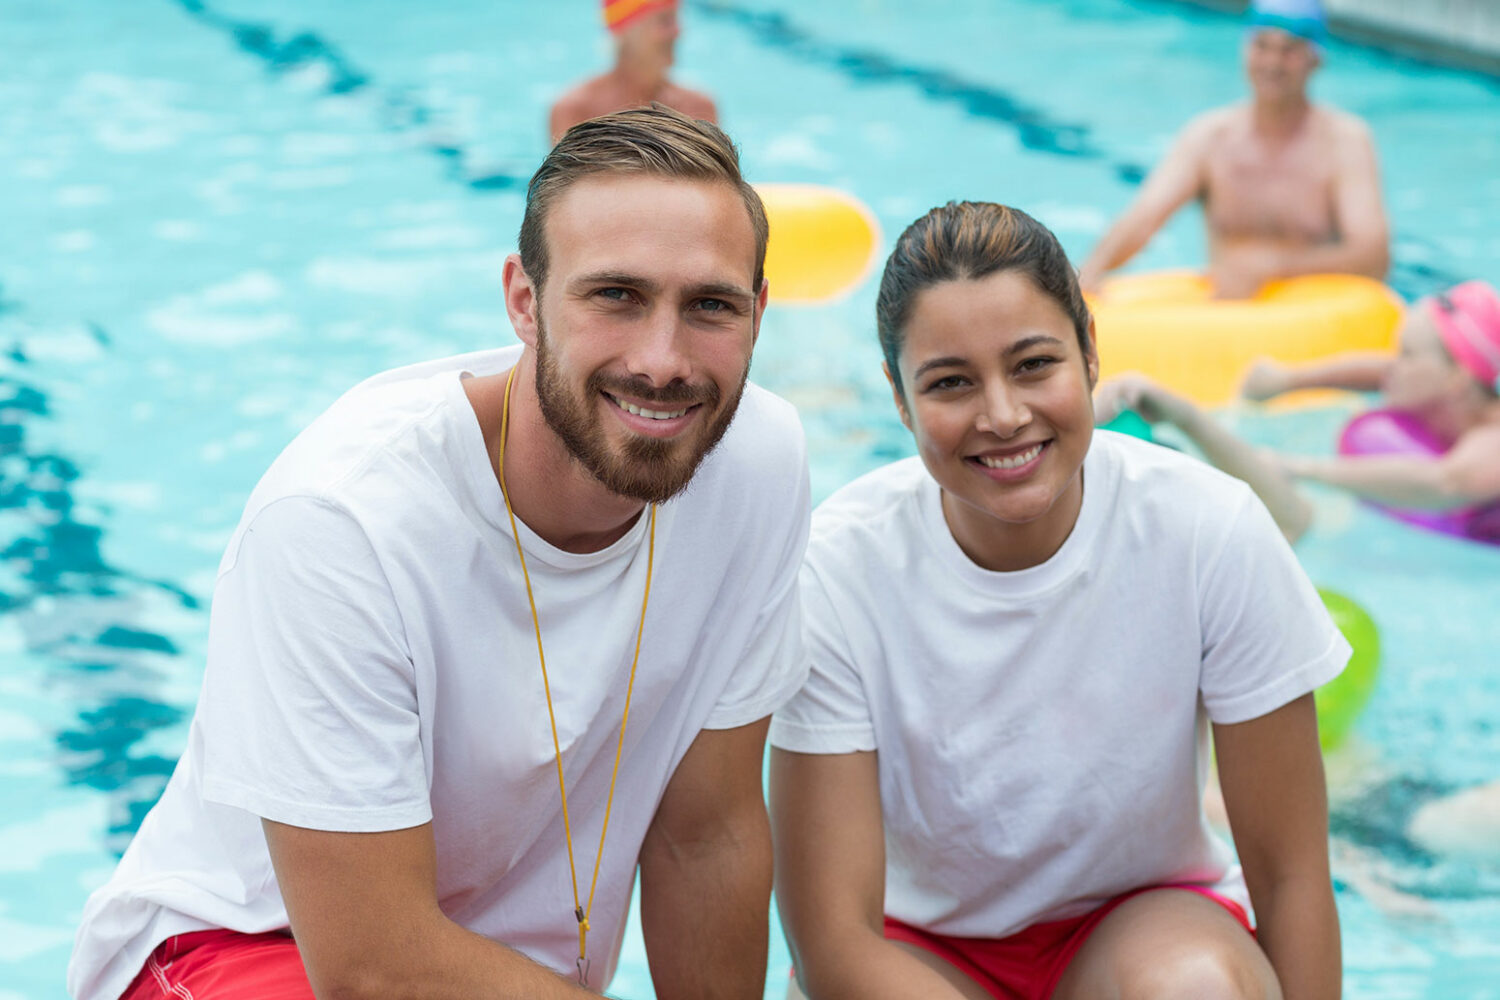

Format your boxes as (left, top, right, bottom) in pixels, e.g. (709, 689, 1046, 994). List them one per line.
(1095, 430, 1258, 526)
(809, 457, 929, 554)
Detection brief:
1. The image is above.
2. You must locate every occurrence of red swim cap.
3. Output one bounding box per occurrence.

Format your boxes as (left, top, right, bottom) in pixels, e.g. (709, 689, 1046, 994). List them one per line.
(603, 0, 677, 33)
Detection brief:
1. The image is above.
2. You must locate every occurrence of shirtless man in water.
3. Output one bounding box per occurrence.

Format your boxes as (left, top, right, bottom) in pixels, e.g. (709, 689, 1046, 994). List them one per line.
(1079, 0, 1389, 299)
(550, 0, 716, 143)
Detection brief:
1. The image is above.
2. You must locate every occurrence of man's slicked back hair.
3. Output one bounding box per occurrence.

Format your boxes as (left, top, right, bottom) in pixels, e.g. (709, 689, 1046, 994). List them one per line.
(518, 104, 769, 294)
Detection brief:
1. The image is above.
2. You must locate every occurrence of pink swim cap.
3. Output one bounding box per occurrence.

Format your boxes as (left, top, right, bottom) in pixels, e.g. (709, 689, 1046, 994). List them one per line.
(1427, 280, 1500, 392)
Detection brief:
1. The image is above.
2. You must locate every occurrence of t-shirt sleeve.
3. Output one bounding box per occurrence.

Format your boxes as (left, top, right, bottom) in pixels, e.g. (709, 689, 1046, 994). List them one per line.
(768, 563, 877, 754)
(1198, 488, 1352, 724)
(702, 460, 813, 730)
(196, 496, 432, 832)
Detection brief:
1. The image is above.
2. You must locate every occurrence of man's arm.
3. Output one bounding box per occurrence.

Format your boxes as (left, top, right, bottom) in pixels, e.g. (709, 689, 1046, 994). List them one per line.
(1282, 423, 1500, 510)
(636, 718, 772, 1000)
(1078, 114, 1216, 293)
(770, 748, 987, 1000)
(264, 820, 595, 1000)
(1214, 695, 1342, 1000)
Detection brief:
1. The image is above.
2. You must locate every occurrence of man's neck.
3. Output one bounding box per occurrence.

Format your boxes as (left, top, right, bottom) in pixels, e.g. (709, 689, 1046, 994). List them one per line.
(471, 360, 648, 555)
(609, 52, 669, 104)
(1251, 95, 1313, 139)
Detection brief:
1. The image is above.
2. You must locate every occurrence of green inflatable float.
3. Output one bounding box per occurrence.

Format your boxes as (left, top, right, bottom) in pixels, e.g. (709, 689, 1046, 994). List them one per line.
(1314, 588, 1381, 752)
(1098, 408, 1155, 442)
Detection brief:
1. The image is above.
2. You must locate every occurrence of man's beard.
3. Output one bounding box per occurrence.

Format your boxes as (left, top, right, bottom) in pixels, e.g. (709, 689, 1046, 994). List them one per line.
(533, 320, 749, 504)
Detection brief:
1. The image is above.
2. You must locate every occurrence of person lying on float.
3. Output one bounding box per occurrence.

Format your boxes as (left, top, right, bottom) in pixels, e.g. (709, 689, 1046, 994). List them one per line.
(1094, 280, 1500, 544)
(1077, 0, 1389, 299)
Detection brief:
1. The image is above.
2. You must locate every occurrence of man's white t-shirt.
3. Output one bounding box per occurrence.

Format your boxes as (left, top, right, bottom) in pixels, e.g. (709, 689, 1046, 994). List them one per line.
(69, 346, 811, 1000)
(770, 431, 1349, 939)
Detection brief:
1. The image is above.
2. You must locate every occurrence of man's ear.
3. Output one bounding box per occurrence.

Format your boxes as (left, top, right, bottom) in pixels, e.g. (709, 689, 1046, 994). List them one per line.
(884, 362, 913, 432)
(751, 277, 770, 346)
(502, 253, 541, 348)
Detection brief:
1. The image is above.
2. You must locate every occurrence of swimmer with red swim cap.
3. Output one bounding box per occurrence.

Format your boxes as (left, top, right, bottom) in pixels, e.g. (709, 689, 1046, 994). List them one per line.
(549, 0, 717, 143)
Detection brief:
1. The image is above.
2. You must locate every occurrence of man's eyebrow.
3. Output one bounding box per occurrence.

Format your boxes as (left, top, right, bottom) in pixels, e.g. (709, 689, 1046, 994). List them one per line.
(569, 271, 662, 294)
(685, 282, 755, 303)
(566, 274, 754, 303)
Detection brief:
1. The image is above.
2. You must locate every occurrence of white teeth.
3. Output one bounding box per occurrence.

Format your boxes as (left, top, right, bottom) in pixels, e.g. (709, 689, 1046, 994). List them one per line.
(978, 444, 1042, 470)
(613, 396, 689, 420)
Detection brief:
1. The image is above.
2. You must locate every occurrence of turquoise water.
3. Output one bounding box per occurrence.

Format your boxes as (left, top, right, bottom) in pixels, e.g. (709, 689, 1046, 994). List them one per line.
(2, 1, 1498, 997)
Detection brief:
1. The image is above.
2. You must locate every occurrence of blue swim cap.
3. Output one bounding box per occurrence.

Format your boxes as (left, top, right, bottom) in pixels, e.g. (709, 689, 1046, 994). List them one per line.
(1247, 0, 1327, 45)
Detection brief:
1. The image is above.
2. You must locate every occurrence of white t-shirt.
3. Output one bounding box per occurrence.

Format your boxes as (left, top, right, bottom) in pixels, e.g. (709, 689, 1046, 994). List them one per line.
(69, 346, 811, 1000)
(770, 431, 1348, 939)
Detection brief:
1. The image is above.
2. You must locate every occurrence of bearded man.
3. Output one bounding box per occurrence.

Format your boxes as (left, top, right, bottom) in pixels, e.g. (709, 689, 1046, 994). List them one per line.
(69, 105, 808, 1000)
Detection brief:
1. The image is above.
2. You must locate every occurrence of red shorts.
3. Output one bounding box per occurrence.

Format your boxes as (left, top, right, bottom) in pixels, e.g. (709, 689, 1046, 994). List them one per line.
(121, 929, 313, 1000)
(884, 885, 1253, 1000)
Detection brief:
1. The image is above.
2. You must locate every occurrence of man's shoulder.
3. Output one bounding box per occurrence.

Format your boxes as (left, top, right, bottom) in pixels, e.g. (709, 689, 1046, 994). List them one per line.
(1316, 104, 1375, 146)
(1185, 104, 1243, 141)
(250, 350, 508, 510)
(715, 383, 805, 475)
(660, 81, 717, 121)
(550, 75, 615, 132)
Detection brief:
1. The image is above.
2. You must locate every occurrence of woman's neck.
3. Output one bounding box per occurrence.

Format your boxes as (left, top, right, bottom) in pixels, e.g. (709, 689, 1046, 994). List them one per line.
(940, 471, 1085, 573)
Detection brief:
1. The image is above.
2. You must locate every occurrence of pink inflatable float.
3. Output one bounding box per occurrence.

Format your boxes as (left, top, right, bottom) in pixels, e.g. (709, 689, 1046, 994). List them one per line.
(1337, 409, 1500, 543)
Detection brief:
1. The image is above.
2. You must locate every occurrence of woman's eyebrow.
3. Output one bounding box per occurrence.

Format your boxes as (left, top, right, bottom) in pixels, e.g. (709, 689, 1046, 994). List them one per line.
(913, 356, 968, 379)
(1002, 334, 1065, 357)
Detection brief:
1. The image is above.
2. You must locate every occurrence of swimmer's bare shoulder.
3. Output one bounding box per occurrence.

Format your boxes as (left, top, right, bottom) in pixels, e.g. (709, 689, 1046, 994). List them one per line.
(549, 75, 613, 141)
(1320, 105, 1378, 161)
(660, 81, 717, 123)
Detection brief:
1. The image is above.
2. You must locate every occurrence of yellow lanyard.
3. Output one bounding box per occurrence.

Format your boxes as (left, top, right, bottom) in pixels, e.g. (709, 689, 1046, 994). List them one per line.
(495, 366, 656, 987)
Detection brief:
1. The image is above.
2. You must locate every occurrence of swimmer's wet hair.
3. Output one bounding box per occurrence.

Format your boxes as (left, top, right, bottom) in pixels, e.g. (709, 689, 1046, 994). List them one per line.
(877, 201, 1093, 398)
(519, 103, 768, 294)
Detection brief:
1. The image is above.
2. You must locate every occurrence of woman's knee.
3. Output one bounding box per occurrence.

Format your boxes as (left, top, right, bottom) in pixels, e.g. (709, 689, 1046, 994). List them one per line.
(1117, 942, 1280, 1000)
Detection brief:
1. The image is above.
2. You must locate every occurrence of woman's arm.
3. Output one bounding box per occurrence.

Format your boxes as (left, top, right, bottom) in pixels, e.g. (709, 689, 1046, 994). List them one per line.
(770, 749, 985, 1000)
(1213, 694, 1341, 1000)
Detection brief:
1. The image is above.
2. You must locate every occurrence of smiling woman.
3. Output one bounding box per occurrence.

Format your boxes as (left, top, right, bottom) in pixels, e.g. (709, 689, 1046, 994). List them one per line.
(769, 201, 1348, 1000)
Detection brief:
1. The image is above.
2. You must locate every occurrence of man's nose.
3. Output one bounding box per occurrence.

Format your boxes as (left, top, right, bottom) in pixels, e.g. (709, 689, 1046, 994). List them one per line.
(625, 309, 693, 387)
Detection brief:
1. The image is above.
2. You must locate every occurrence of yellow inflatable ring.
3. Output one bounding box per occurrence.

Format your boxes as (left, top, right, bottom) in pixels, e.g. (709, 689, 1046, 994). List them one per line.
(756, 183, 880, 305)
(1088, 271, 1403, 405)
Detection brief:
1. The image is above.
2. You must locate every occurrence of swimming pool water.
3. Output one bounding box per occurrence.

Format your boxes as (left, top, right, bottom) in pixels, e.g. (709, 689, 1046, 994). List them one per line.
(2, 1, 1499, 997)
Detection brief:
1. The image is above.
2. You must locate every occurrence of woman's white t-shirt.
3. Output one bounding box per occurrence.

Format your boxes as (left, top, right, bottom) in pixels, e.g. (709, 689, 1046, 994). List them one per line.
(771, 431, 1349, 939)
(69, 346, 811, 1000)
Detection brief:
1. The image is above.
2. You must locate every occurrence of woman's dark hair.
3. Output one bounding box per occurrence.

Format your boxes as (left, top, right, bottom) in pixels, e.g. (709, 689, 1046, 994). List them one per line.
(876, 201, 1092, 397)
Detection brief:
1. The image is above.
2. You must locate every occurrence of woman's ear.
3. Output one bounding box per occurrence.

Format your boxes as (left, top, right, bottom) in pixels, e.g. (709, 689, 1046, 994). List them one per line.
(1084, 316, 1100, 387)
(884, 362, 914, 431)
